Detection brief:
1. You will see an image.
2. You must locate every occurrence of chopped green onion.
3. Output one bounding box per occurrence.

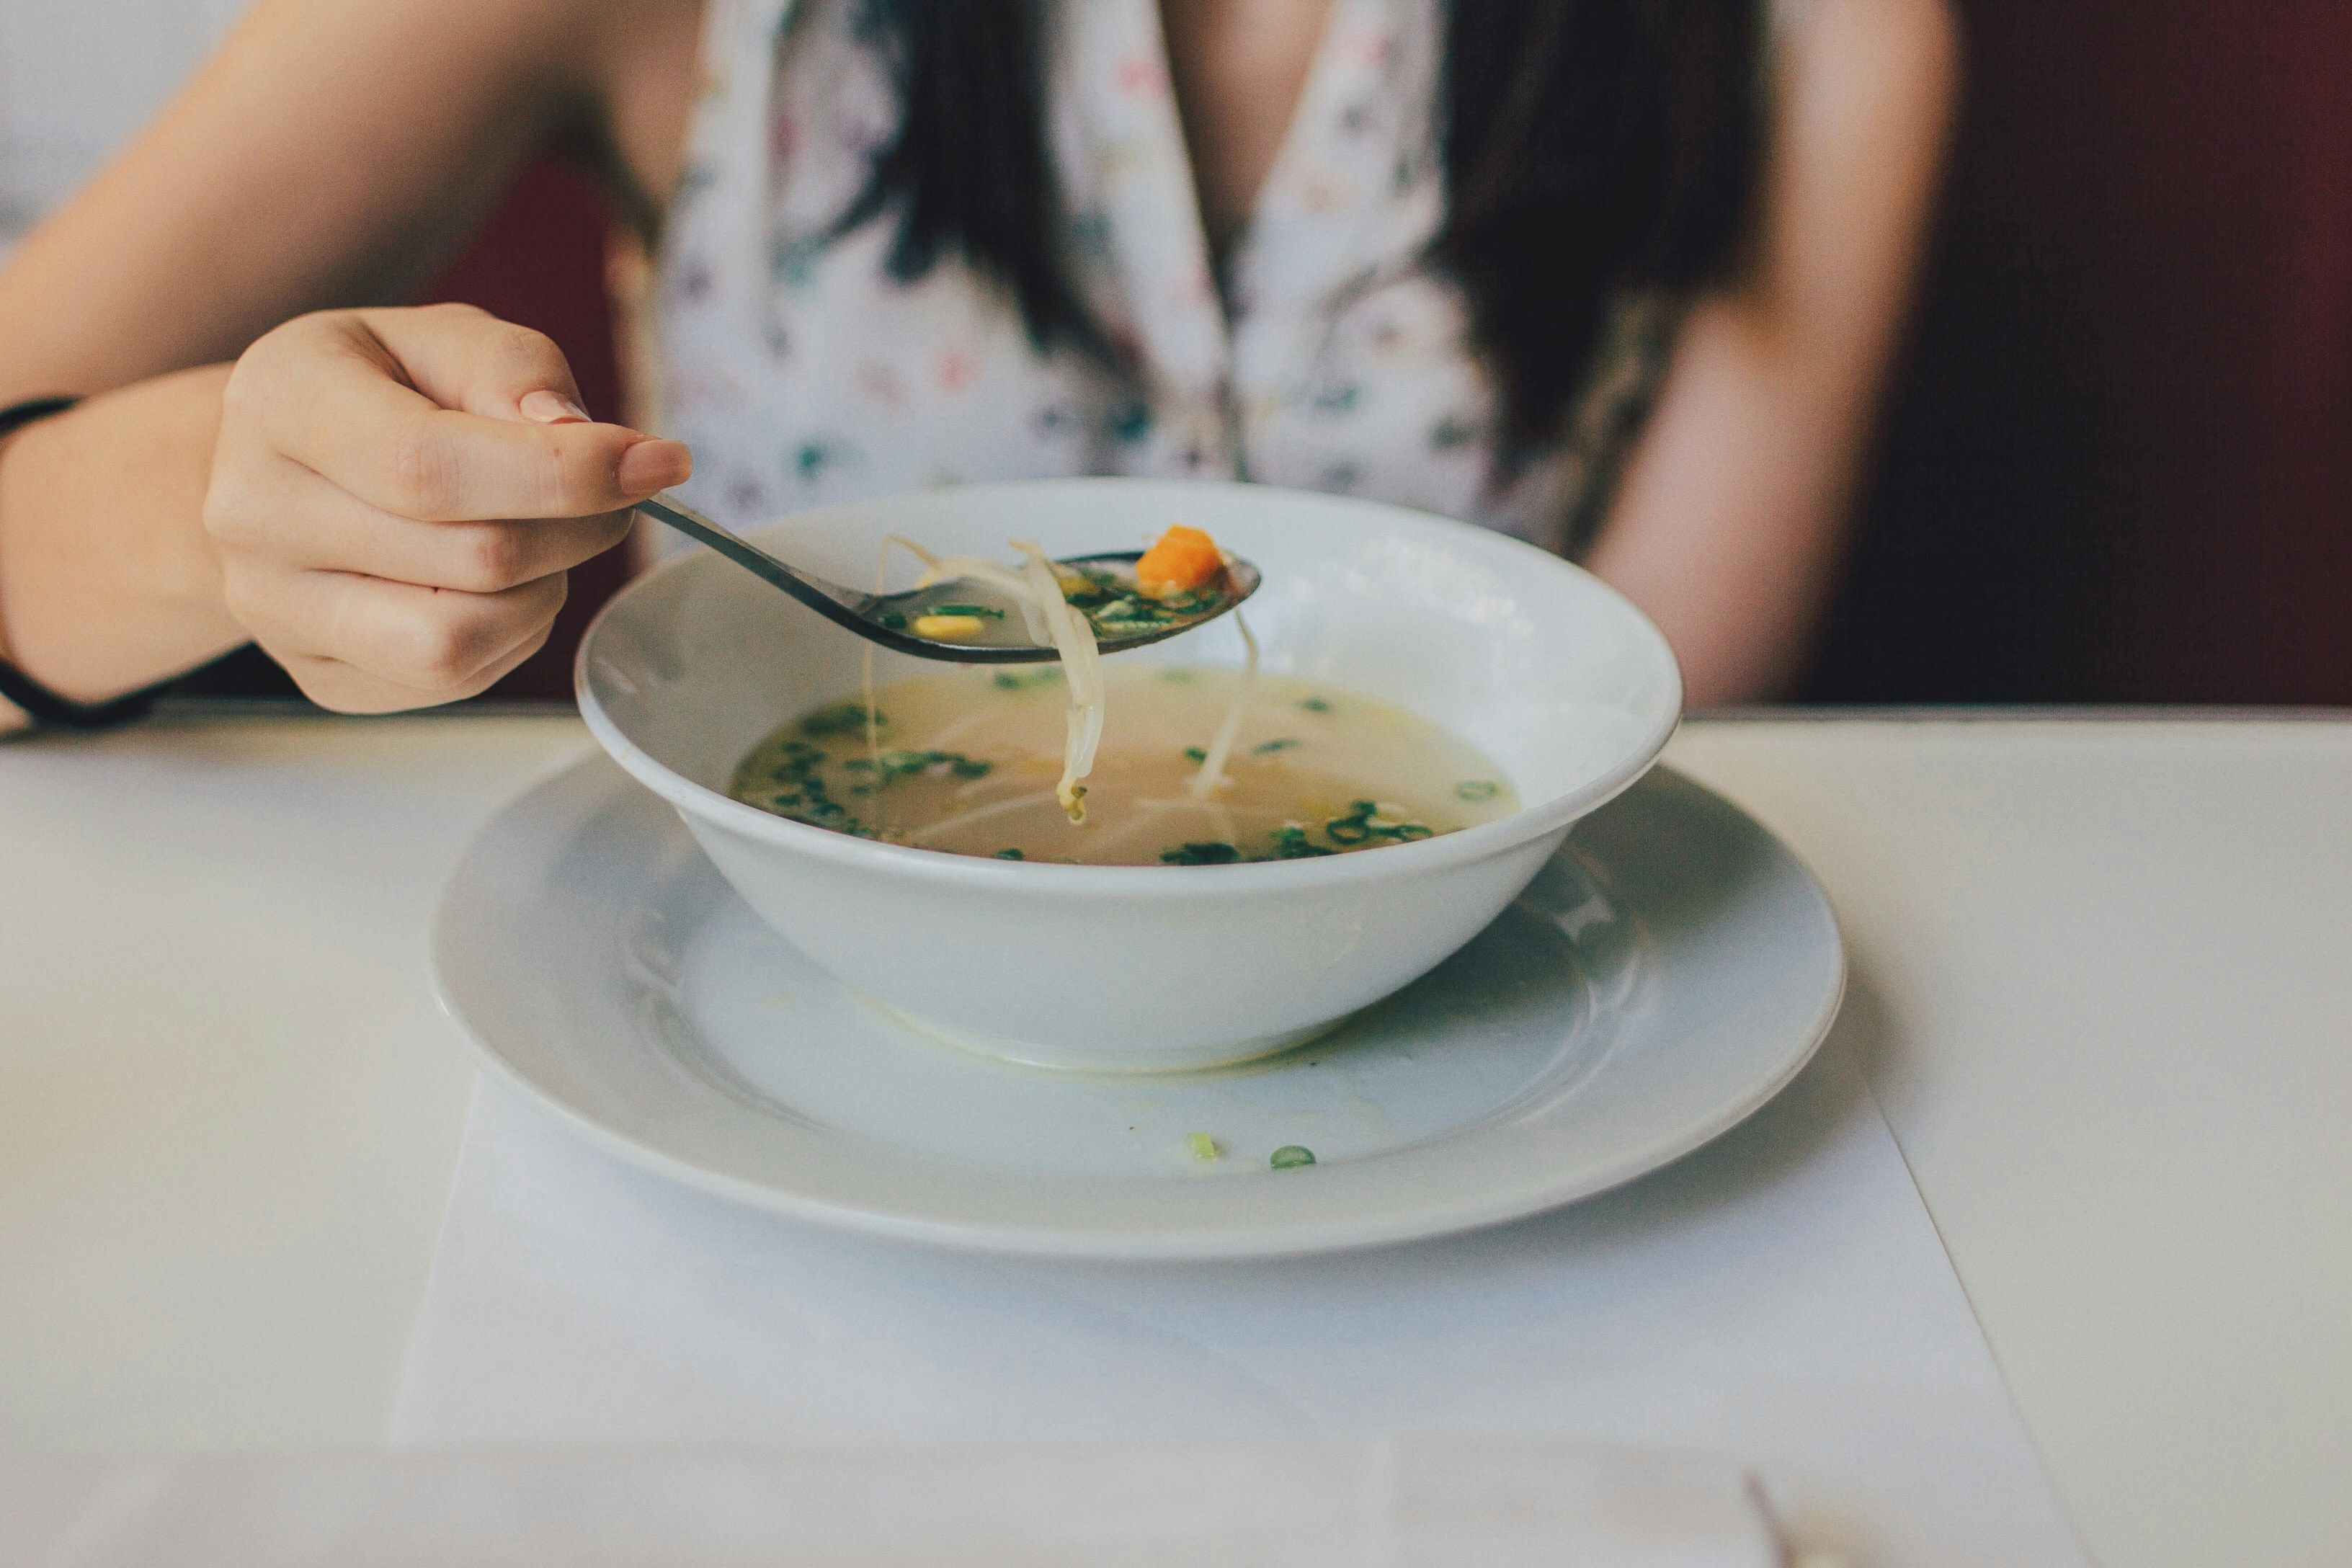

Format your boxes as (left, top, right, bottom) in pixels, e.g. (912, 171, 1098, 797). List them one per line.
(927, 603, 1003, 619)
(1252, 738, 1299, 754)
(798, 703, 882, 738)
(859, 749, 994, 786)
(1185, 1131, 1221, 1162)
(1323, 799, 1435, 847)
(1298, 697, 1332, 713)
(1160, 841, 1241, 865)
(1183, 746, 1208, 762)
(1455, 780, 1500, 801)
(1270, 1145, 1317, 1170)
(1268, 824, 1335, 859)
(992, 847, 1025, 860)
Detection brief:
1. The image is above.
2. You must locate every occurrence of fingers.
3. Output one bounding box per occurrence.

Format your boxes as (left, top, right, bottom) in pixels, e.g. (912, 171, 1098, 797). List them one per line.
(208, 453, 632, 592)
(357, 301, 587, 420)
(223, 555, 567, 707)
(274, 624, 555, 716)
(208, 303, 690, 715)
(226, 307, 691, 522)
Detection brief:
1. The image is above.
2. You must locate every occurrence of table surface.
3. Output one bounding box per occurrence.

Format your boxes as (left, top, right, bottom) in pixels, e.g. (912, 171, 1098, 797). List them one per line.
(4, 710, 2348, 1568)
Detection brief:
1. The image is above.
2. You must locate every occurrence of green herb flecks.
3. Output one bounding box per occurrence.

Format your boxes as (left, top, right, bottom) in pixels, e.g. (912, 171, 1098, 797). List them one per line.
(992, 668, 1063, 692)
(1160, 841, 1242, 866)
(1182, 746, 1208, 763)
(1185, 1131, 1221, 1162)
(992, 847, 1025, 860)
(1059, 569, 1224, 636)
(1252, 738, 1299, 755)
(797, 702, 884, 739)
(1455, 779, 1500, 801)
(1268, 824, 1335, 860)
(1270, 1145, 1317, 1170)
(1323, 800, 1435, 847)
(754, 735, 870, 835)
(926, 603, 1003, 619)
(860, 749, 993, 785)
(1298, 697, 1332, 713)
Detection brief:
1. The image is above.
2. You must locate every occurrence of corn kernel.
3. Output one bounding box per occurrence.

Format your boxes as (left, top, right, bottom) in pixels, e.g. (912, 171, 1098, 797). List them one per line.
(912, 613, 986, 641)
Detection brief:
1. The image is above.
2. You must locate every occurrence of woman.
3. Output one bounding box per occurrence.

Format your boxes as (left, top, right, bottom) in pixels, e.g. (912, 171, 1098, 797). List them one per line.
(0, 0, 1951, 726)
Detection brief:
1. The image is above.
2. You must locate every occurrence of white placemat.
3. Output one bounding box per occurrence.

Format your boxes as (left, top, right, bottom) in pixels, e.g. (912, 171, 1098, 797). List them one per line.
(393, 1037, 2086, 1567)
(5, 1440, 1779, 1567)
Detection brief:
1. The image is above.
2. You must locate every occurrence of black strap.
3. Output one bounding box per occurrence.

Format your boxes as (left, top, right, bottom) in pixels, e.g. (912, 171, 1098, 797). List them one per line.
(0, 395, 77, 432)
(0, 396, 167, 732)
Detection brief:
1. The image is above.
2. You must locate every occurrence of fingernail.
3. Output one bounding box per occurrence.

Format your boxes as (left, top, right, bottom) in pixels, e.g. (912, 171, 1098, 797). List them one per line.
(520, 389, 592, 424)
(618, 437, 693, 495)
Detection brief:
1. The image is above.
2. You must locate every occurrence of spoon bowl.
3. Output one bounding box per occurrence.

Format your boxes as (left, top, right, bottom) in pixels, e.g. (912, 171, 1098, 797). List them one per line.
(635, 493, 1258, 662)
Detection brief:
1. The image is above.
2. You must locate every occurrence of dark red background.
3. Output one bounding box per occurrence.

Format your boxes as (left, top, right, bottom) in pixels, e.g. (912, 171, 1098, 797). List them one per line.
(1807, 0, 2352, 705)
(208, 1, 2352, 707)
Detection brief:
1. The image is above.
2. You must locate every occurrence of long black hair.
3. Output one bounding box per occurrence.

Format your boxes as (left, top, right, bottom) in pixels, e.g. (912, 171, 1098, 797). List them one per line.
(844, 1, 1762, 460)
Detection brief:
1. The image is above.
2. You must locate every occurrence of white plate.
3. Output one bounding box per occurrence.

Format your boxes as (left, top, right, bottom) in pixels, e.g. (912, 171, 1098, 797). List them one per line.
(433, 754, 1843, 1259)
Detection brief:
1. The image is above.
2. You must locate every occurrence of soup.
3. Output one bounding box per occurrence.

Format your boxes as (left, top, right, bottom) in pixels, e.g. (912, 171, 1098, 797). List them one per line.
(728, 666, 1519, 866)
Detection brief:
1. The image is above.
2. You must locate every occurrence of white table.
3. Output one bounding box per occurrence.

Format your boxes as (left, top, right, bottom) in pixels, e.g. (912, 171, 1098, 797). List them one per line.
(4, 710, 2348, 1568)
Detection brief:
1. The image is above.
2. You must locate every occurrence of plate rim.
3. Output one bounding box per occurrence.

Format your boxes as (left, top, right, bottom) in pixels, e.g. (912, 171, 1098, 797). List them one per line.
(432, 754, 1845, 1260)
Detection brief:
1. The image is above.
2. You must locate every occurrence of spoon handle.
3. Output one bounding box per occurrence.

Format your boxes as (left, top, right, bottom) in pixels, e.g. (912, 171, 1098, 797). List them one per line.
(633, 492, 1061, 662)
(633, 493, 870, 625)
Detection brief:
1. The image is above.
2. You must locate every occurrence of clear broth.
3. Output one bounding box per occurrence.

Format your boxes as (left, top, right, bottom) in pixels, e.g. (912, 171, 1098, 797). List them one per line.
(728, 666, 1518, 866)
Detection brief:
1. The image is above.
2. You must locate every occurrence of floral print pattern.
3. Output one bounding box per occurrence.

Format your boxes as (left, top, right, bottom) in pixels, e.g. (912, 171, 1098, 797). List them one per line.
(655, 0, 1677, 554)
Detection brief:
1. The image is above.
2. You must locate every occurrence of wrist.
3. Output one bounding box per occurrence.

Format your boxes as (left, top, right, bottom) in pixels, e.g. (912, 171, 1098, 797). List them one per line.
(0, 400, 76, 731)
(0, 368, 244, 706)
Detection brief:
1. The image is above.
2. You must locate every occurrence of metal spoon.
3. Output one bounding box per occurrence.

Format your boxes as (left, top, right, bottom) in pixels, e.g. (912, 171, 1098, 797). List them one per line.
(634, 494, 1260, 664)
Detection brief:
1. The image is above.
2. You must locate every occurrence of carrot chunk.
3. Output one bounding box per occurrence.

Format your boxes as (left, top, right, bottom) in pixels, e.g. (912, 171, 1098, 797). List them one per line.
(1135, 525, 1225, 597)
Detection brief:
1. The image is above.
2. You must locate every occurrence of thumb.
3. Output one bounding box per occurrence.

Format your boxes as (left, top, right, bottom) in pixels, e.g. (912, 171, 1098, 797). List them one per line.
(355, 302, 690, 495)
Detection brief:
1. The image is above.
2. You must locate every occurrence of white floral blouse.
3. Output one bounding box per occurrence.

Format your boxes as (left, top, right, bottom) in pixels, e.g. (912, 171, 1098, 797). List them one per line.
(655, 0, 1680, 553)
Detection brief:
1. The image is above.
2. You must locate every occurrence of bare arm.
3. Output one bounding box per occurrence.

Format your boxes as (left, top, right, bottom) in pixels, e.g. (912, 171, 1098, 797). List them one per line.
(0, 0, 616, 399)
(1584, 0, 1958, 708)
(0, 0, 702, 720)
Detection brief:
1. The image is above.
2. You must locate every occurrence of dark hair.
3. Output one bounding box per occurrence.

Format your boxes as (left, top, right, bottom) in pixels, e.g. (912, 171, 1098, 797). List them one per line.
(846, 1, 1762, 461)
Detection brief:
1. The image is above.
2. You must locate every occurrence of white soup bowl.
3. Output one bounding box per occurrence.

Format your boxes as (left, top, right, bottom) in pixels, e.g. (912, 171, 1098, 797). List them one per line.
(577, 479, 1680, 1072)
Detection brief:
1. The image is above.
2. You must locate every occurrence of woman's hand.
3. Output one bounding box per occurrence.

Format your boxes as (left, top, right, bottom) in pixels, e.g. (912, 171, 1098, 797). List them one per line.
(203, 303, 690, 713)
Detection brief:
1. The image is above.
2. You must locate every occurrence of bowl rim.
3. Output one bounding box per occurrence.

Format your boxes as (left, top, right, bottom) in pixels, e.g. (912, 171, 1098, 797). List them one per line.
(576, 479, 1683, 894)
